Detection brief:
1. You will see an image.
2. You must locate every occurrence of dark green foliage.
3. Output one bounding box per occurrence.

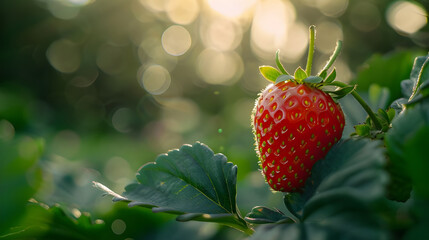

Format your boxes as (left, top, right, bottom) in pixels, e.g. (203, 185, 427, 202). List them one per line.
(1, 201, 104, 240)
(94, 142, 252, 234)
(245, 207, 292, 224)
(384, 53, 429, 202)
(0, 137, 43, 234)
(353, 51, 425, 103)
(248, 139, 388, 240)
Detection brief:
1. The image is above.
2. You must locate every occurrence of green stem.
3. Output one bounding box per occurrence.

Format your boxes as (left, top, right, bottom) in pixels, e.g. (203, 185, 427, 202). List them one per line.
(243, 227, 255, 235)
(227, 221, 254, 235)
(330, 81, 382, 130)
(319, 40, 342, 75)
(305, 25, 316, 76)
(276, 50, 289, 75)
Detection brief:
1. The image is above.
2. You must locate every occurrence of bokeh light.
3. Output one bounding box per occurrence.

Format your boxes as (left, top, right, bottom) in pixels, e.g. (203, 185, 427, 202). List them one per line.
(200, 18, 242, 52)
(65, 0, 94, 6)
(250, 0, 297, 59)
(103, 156, 132, 183)
(317, 0, 349, 17)
(138, 0, 166, 12)
(46, 39, 81, 73)
(280, 22, 309, 63)
(386, 1, 428, 35)
(111, 219, 126, 235)
(69, 70, 98, 88)
(161, 25, 192, 56)
(138, 65, 171, 95)
(0, 120, 15, 141)
(196, 48, 243, 85)
(46, 0, 80, 20)
(111, 108, 133, 133)
(165, 0, 200, 25)
(206, 0, 257, 19)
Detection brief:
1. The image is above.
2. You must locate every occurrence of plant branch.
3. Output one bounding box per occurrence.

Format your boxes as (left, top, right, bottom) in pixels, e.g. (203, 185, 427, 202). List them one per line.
(306, 25, 316, 76)
(330, 81, 382, 130)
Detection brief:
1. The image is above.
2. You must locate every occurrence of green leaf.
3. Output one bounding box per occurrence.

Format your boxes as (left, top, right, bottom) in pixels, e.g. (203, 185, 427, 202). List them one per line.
(409, 55, 429, 90)
(283, 193, 304, 220)
(369, 84, 391, 110)
(390, 97, 408, 115)
(259, 66, 282, 83)
(245, 207, 291, 224)
(354, 124, 370, 137)
(401, 79, 414, 98)
(319, 69, 327, 79)
(377, 108, 391, 126)
(385, 101, 429, 201)
(302, 76, 323, 84)
(403, 127, 429, 199)
(0, 136, 44, 234)
(2, 200, 106, 239)
(324, 68, 337, 83)
(273, 139, 388, 240)
(275, 74, 294, 84)
(275, 50, 289, 75)
(409, 55, 429, 104)
(94, 142, 252, 234)
(324, 84, 356, 100)
(353, 50, 424, 103)
(387, 108, 396, 122)
(294, 67, 307, 81)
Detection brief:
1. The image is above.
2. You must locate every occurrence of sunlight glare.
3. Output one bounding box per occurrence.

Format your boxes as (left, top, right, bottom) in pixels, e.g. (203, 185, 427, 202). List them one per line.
(279, 22, 308, 63)
(250, 0, 296, 59)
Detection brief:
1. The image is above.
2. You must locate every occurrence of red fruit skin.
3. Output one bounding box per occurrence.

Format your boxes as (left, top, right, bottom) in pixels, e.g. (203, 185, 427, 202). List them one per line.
(252, 81, 345, 192)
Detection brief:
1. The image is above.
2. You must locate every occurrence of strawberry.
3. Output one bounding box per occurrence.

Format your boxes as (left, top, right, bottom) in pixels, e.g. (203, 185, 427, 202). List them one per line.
(252, 26, 351, 192)
(252, 81, 345, 192)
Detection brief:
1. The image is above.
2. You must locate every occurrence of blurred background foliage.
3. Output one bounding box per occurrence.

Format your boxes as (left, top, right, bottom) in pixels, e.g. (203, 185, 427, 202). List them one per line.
(0, 0, 428, 239)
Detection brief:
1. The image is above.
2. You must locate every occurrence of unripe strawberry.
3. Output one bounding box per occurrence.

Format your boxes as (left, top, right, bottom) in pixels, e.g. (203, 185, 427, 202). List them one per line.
(252, 81, 345, 192)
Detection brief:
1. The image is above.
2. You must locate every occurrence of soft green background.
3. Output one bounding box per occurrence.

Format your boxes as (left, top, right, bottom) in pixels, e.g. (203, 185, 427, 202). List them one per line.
(0, 0, 428, 239)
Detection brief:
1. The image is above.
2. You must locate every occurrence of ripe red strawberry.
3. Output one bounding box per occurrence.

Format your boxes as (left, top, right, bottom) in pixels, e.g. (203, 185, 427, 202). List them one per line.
(252, 26, 351, 192)
(252, 81, 345, 192)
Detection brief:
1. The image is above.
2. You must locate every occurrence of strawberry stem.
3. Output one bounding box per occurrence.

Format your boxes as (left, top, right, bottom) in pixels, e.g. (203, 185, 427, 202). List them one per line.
(331, 81, 383, 130)
(305, 25, 316, 76)
(276, 50, 289, 75)
(319, 40, 343, 76)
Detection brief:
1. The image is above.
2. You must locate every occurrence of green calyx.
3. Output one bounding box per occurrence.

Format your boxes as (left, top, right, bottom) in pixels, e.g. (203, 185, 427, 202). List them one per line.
(258, 25, 384, 130)
(259, 26, 347, 97)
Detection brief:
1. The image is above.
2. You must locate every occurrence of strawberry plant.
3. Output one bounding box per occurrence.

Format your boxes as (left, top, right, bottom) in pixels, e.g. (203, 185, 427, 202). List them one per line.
(92, 26, 429, 239)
